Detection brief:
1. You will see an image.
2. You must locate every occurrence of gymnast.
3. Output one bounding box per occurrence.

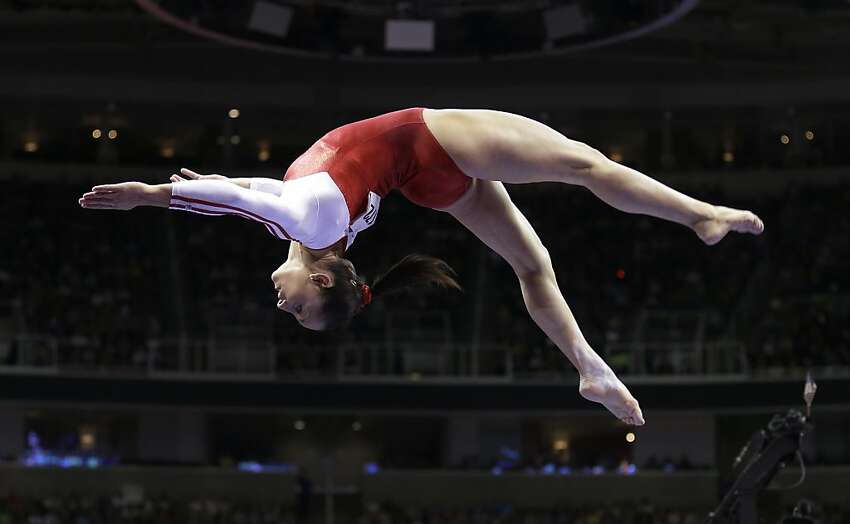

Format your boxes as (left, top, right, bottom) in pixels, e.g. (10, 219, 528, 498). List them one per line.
(78, 108, 764, 425)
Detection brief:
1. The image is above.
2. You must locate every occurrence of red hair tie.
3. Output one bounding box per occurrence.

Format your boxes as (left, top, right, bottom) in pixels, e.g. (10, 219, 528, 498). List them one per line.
(361, 284, 372, 306)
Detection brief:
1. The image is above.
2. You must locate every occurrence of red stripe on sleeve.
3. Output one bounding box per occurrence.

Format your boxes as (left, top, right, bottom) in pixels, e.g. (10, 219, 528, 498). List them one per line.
(171, 195, 294, 241)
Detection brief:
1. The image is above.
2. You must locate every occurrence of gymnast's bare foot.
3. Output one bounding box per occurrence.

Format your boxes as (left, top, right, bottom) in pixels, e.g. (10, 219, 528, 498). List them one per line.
(578, 354, 645, 426)
(693, 206, 764, 246)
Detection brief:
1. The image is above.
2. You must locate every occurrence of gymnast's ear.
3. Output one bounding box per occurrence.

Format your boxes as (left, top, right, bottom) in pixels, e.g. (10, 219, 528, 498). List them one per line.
(309, 272, 334, 288)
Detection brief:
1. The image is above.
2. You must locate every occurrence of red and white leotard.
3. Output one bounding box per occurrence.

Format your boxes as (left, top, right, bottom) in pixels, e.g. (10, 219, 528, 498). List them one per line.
(169, 107, 472, 250)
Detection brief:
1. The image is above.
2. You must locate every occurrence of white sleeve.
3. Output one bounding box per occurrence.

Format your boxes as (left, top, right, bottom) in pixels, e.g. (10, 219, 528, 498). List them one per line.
(169, 174, 349, 249)
(249, 177, 285, 196)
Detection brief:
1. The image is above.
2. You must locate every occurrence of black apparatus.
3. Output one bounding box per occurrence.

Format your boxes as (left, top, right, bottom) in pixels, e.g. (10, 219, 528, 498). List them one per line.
(705, 373, 819, 524)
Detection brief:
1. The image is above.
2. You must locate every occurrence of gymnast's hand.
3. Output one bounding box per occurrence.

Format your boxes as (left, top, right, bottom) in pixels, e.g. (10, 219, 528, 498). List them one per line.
(78, 182, 156, 210)
(169, 167, 228, 183)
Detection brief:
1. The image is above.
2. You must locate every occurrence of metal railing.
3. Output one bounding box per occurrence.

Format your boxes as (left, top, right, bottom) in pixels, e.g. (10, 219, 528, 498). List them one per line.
(0, 334, 275, 378)
(4, 333, 848, 381)
(335, 342, 514, 381)
(604, 340, 748, 377)
(0, 334, 59, 373)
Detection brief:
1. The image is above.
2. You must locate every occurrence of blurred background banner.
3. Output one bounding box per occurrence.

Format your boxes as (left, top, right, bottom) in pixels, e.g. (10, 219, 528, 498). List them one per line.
(2, 1, 850, 523)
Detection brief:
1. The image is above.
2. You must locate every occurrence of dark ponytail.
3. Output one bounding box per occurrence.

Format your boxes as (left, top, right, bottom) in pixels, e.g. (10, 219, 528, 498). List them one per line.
(314, 253, 461, 330)
(370, 254, 462, 301)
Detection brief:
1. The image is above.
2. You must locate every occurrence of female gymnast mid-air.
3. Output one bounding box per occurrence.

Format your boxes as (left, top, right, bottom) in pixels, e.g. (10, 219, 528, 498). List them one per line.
(78, 108, 764, 426)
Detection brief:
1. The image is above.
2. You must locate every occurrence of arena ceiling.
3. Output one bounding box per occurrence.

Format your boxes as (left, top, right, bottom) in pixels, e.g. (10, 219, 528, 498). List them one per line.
(2, 0, 850, 71)
(2, 0, 850, 130)
(0, 0, 847, 181)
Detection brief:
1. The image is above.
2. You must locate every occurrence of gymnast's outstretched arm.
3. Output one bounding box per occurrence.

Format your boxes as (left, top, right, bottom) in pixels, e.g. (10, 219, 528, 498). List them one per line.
(77, 168, 348, 249)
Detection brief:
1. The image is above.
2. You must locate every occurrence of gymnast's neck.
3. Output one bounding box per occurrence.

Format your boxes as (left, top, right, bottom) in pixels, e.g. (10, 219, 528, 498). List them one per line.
(294, 237, 347, 264)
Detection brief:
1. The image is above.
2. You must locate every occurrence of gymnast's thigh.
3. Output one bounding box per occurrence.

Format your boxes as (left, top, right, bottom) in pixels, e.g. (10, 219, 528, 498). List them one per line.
(440, 179, 551, 278)
(422, 108, 593, 185)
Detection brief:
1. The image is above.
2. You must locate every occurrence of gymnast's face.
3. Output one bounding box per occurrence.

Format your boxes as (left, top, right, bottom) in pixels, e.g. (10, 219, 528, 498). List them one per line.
(270, 262, 332, 331)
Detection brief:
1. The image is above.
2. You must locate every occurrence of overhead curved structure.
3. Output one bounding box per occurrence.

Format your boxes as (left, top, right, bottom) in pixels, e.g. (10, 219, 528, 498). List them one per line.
(135, 0, 701, 62)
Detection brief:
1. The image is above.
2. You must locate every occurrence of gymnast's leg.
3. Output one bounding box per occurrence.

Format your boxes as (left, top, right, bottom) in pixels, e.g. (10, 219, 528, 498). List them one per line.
(563, 149, 764, 246)
(443, 180, 644, 425)
(423, 108, 764, 245)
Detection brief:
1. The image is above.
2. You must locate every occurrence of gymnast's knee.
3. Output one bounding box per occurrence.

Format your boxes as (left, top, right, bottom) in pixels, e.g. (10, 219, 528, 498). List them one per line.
(513, 248, 555, 283)
(554, 142, 610, 184)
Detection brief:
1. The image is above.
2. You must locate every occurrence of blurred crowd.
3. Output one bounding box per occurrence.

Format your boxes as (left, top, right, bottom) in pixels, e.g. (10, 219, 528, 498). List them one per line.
(2, 176, 849, 377)
(742, 184, 850, 373)
(362, 499, 850, 524)
(445, 447, 704, 474)
(0, 493, 295, 524)
(1, 494, 848, 524)
(360, 501, 709, 524)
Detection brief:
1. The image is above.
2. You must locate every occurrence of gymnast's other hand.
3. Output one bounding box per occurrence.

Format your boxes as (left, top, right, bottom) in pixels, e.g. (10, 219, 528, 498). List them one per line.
(78, 182, 155, 210)
(169, 167, 227, 183)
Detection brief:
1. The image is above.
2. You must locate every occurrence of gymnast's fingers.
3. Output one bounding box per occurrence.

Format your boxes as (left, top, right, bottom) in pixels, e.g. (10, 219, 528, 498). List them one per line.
(82, 191, 116, 200)
(180, 168, 202, 179)
(80, 200, 115, 209)
(170, 174, 184, 183)
(79, 198, 114, 208)
(82, 191, 115, 199)
(80, 195, 115, 203)
(92, 184, 118, 193)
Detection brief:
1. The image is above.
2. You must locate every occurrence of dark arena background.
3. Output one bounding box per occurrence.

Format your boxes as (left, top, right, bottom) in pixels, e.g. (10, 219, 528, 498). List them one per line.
(2, 0, 850, 523)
